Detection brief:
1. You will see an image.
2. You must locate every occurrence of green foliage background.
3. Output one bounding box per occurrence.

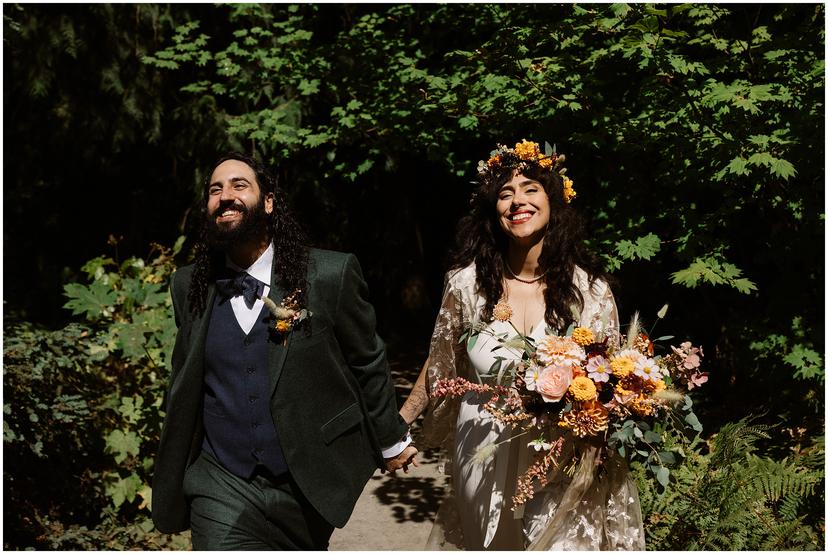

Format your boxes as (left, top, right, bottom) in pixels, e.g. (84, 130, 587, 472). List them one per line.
(3, 3, 824, 550)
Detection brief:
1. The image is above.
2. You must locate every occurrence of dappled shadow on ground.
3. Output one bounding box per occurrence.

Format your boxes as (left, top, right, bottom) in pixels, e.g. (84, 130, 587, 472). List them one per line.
(371, 474, 445, 524)
(374, 348, 447, 524)
(370, 447, 446, 524)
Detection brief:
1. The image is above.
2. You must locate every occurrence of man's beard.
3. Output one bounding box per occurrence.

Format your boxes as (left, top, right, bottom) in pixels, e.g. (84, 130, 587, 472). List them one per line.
(206, 197, 270, 251)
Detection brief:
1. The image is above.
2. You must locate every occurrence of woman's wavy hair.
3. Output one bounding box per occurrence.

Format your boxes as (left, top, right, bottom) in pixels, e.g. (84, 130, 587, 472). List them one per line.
(449, 159, 610, 331)
(188, 152, 308, 316)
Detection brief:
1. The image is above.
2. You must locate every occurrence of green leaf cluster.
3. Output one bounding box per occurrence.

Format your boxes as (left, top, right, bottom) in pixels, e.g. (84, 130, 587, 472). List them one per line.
(635, 418, 824, 550)
(3, 239, 185, 549)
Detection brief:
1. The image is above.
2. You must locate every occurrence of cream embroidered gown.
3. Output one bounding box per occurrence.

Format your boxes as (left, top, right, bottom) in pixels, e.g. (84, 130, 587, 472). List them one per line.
(421, 263, 645, 550)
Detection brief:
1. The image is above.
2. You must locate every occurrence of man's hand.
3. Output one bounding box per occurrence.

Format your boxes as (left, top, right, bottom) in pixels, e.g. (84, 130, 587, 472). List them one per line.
(382, 445, 419, 475)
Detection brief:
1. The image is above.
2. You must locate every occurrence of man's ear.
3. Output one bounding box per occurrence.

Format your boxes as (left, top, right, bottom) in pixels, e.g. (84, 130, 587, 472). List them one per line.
(265, 192, 274, 214)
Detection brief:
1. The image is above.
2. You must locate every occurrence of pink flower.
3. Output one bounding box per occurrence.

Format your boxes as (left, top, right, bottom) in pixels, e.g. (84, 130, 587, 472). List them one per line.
(683, 353, 701, 369)
(688, 372, 709, 389)
(536, 364, 573, 403)
(586, 355, 611, 383)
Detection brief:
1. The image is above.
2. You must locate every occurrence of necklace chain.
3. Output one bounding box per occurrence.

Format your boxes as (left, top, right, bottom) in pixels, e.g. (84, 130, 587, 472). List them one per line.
(504, 262, 545, 284)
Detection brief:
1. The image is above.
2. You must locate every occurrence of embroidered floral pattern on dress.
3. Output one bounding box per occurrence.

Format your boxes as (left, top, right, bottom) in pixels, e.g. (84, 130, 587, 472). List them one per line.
(422, 263, 645, 551)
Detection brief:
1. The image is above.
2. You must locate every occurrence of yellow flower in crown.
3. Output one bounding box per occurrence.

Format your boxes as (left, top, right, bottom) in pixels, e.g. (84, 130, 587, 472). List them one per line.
(538, 156, 554, 169)
(514, 139, 541, 160)
(562, 176, 576, 203)
(487, 153, 502, 167)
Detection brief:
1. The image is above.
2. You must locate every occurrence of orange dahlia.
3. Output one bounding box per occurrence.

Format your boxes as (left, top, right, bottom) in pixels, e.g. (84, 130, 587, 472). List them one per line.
(558, 401, 609, 437)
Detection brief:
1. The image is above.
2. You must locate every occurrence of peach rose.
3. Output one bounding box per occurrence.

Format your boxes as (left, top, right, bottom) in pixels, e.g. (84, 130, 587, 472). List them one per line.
(536, 364, 573, 403)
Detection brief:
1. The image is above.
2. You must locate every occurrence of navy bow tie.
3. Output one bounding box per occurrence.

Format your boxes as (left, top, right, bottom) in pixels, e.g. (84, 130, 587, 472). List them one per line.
(215, 271, 266, 309)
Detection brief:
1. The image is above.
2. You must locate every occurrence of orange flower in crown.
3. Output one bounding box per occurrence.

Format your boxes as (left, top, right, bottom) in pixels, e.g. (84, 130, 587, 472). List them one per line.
(476, 139, 576, 203)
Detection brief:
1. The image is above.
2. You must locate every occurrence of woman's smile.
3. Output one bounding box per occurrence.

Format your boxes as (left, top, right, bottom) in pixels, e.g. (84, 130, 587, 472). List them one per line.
(507, 210, 535, 224)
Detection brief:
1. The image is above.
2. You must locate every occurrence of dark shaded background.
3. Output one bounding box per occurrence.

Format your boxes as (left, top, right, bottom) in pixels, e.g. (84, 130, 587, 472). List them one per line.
(3, 3, 824, 550)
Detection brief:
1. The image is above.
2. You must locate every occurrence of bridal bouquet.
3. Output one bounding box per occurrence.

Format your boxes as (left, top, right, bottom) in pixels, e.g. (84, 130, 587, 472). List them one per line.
(432, 305, 708, 508)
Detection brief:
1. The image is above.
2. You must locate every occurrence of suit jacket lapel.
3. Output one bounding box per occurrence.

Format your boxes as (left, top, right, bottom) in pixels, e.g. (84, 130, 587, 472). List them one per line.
(190, 285, 216, 358)
(182, 284, 216, 383)
(268, 259, 290, 398)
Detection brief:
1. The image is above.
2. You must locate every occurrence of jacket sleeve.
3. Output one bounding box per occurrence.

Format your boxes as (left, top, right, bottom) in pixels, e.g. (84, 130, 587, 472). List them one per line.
(332, 254, 408, 449)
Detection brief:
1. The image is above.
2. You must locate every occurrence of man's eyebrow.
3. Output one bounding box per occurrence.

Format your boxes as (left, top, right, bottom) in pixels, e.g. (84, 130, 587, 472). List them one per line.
(209, 176, 251, 187)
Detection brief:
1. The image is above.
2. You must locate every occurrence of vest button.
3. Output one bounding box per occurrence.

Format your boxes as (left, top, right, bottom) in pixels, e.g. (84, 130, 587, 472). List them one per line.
(247, 367, 255, 374)
(243, 337, 251, 346)
(252, 422, 260, 429)
(249, 395, 258, 403)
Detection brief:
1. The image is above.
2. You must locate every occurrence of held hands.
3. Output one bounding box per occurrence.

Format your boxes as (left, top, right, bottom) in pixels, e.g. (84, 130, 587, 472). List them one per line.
(382, 445, 419, 475)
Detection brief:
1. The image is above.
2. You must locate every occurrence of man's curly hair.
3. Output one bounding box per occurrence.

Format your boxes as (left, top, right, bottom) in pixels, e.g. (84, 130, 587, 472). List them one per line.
(188, 152, 308, 316)
(449, 158, 611, 331)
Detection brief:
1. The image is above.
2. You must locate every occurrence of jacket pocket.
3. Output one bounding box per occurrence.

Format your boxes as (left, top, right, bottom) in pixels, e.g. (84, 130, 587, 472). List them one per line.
(320, 402, 364, 445)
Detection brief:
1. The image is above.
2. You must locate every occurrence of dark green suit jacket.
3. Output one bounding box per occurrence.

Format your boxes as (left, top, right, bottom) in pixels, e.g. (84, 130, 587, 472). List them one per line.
(151, 248, 408, 533)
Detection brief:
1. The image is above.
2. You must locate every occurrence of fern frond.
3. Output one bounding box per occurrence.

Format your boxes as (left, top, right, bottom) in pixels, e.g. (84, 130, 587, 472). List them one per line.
(778, 492, 803, 521)
(744, 453, 824, 503)
(709, 417, 773, 468)
(758, 515, 822, 550)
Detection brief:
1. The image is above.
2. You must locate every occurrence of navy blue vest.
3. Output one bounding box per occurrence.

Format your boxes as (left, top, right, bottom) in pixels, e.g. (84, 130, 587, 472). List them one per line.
(201, 293, 288, 479)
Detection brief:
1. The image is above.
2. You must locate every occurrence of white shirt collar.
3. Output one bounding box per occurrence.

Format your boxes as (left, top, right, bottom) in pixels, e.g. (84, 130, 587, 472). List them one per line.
(226, 242, 273, 285)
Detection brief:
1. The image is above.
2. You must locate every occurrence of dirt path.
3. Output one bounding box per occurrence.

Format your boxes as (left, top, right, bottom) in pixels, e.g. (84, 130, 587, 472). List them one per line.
(330, 348, 448, 550)
(329, 446, 447, 550)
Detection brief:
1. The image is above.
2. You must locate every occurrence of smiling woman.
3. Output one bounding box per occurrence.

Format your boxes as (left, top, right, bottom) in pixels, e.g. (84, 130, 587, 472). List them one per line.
(398, 140, 642, 550)
(496, 174, 551, 247)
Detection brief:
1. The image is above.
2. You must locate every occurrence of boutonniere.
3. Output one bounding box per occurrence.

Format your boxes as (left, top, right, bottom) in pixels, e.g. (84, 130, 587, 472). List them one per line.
(262, 289, 311, 336)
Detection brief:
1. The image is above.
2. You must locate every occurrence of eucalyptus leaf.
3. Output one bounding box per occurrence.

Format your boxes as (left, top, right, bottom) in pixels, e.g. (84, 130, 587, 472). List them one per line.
(644, 430, 662, 444)
(658, 451, 678, 465)
(656, 466, 670, 488)
(685, 412, 703, 432)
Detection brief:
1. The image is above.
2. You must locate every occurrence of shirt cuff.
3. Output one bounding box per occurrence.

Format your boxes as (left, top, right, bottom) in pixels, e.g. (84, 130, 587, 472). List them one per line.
(381, 432, 412, 459)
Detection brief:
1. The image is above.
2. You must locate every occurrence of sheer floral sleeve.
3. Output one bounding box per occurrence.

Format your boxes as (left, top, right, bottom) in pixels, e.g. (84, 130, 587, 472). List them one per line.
(419, 266, 478, 451)
(575, 270, 620, 347)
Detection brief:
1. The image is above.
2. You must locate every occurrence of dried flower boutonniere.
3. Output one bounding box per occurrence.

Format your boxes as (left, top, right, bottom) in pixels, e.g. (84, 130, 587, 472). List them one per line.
(262, 289, 311, 337)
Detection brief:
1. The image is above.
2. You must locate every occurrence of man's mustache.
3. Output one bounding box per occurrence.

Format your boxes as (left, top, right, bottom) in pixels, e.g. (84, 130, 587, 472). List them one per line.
(211, 200, 249, 218)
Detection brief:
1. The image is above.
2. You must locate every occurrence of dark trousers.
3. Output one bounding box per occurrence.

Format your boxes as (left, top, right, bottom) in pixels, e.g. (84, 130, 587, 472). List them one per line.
(183, 451, 334, 550)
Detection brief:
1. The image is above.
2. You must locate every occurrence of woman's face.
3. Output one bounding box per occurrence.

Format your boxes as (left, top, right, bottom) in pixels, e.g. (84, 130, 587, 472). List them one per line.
(496, 172, 551, 245)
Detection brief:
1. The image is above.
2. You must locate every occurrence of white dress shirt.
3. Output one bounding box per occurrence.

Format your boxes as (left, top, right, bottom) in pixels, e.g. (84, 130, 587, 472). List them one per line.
(225, 243, 273, 335)
(223, 244, 411, 459)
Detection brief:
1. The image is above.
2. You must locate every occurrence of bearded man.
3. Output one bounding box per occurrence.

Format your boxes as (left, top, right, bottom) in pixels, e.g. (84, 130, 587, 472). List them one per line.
(151, 153, 417, 549)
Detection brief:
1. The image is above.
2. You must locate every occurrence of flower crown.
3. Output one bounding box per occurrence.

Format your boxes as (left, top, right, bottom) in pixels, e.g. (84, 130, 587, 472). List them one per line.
(477, 139, 576, 203)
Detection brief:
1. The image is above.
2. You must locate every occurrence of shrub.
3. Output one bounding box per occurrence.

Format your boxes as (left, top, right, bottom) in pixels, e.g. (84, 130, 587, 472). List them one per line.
(3, 238, 189, 549)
